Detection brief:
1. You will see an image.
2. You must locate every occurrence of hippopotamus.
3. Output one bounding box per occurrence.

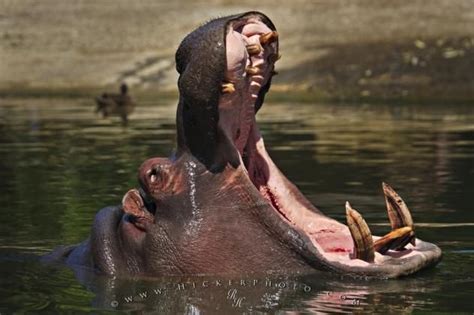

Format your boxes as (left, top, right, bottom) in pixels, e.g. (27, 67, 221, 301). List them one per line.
(47, 11, 442, 278)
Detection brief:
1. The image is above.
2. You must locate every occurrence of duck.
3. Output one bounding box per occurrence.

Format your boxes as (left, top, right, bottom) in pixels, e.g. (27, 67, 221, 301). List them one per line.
(95, 83, 136, 124)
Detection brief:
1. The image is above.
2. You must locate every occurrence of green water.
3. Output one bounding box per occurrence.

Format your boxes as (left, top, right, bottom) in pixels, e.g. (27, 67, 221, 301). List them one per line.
(0, 96, 472, 313)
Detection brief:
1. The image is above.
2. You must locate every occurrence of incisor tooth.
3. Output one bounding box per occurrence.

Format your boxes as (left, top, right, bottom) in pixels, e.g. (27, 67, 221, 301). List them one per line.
(221, 82, 235, 94)
(246, 44, 262, 55)
(374, 226, 414, 254)
(346, 202, 375, 262)
(260, 31, 278, 45)
(245, 66, 260, 75)
(382, 182, 415, 245)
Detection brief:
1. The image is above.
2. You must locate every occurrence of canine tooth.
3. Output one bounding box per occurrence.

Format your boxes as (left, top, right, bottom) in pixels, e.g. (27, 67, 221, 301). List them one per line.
(245, 66, 260, 75)
(382, 182, 415, 245)
(221, 82, 235, 94)
(260, 31, 279, 45)
(373, 226, 414, 254)
(345, 202, 375, 262)
(246, 44, 262, 55)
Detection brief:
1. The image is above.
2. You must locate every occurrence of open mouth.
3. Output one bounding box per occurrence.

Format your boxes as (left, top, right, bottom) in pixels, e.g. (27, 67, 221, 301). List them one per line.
(214, 14, 441, 277)
(121, 13, 441, 277)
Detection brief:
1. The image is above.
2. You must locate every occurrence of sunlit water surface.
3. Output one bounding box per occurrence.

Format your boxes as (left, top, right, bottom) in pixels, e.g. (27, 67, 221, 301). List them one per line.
(0, 96, 472, 313)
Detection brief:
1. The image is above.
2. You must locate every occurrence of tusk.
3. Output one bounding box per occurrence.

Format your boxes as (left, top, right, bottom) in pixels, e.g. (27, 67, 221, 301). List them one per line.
(346, 202, 375, 262)
(246, 44, 262, 55)
(382, 182, 416, 245)
(374, 226, 415, 254)
(260, 31, 279, 45)
(221, 82, 235, 94)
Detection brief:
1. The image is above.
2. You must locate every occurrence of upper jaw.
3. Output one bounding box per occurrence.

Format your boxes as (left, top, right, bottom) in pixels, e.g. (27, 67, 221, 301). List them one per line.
(218, 14, 279, 156)
(174, 11, 278, 170)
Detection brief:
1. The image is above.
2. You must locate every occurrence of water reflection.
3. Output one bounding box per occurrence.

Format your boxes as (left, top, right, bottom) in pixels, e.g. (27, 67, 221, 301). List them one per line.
(0, 96, 472, 313)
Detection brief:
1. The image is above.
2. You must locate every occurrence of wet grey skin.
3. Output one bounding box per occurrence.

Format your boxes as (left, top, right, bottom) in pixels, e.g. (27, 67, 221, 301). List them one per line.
(45, 11, 442, 279)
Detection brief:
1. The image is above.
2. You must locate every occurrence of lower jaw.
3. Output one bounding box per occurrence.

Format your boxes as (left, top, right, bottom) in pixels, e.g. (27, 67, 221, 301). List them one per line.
(240, 121, 354, 255)
(237, 120, 435, 271)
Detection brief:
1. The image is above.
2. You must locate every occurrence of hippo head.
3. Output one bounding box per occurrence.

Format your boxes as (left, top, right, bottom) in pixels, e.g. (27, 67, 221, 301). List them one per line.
(93, 11, 441, 278)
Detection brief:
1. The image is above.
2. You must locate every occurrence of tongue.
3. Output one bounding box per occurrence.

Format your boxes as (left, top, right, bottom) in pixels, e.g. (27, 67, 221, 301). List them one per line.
(243, 121, 355, 255)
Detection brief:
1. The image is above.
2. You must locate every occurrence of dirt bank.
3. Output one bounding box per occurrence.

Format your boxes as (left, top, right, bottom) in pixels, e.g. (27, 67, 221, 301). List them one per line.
(1, 0, 473, 101)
